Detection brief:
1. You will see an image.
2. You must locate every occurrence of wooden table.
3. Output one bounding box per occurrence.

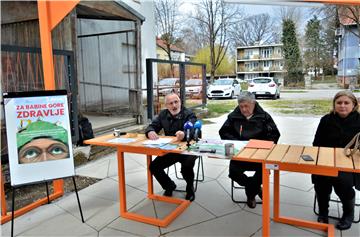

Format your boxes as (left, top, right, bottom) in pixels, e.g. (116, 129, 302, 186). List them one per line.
(84, 134, 191, 227)
(233, 144, 360, 237)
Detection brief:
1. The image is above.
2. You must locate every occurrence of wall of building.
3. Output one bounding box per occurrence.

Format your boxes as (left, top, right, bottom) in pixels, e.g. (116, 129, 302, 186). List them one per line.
(77, 19, 138, 113)
(123, 0, 156, 90)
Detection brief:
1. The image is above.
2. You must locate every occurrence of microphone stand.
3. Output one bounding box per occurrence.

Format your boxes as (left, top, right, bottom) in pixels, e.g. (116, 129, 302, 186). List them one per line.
(186, 129, 191, 148)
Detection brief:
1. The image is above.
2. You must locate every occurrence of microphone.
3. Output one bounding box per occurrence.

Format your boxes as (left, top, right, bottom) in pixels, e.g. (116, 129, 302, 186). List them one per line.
(193, 120, 202, 142)
(184, 121, 194, 147)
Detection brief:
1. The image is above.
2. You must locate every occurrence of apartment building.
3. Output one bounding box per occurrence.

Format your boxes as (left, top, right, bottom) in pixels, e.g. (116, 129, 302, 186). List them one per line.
(337, 13, 360, 88)
(236, 43, 285, 84)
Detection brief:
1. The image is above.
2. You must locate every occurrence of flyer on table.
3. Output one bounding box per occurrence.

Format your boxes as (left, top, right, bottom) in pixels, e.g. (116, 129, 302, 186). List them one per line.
(4, 91, 74, 186)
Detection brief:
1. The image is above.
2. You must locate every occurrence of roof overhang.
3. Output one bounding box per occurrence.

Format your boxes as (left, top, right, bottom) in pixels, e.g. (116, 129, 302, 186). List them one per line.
(1, 1, 145, 25)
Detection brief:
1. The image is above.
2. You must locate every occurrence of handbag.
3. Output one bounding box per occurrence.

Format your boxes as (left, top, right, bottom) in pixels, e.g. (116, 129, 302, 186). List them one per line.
(344, 132, 360, 191)
(343, 132, 360, 157)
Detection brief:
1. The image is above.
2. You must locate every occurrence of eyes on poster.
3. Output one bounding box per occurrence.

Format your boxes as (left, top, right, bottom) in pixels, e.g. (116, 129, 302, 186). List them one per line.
(3, 90, 74, 186)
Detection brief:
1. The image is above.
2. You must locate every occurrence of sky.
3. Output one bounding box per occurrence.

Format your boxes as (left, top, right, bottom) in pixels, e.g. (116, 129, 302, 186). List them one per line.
(178, 0, 325, 33)
(179, 0, 324, 15)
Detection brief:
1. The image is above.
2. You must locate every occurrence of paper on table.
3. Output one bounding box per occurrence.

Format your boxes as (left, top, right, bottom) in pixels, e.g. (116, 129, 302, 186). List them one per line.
(245, 139, 274, 149)
(142, 138, 173, 145)
(108, 137, 137, 143)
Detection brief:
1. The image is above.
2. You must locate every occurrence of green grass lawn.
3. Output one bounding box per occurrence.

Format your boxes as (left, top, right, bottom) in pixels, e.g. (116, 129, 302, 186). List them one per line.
(188, 97, 333, 123)
(193, 99, 333, 122)
(259, 99, 332, 115)
(281, 90, 307, 93)
(311, 75, 337, 84)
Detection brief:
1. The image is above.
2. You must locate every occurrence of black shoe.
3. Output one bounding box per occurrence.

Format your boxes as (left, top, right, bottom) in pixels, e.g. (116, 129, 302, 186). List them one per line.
(317, 216, 329, 224)
(247, 197, 256, 208)
(163, 184, 176, 197)
(336, 218, 352, 230)
(336, 197, 355, 230)
(185, 185, 195, 202)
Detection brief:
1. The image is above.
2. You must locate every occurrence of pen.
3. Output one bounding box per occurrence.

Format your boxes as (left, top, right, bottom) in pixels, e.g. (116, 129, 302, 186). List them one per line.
(240, 125, 243, 138)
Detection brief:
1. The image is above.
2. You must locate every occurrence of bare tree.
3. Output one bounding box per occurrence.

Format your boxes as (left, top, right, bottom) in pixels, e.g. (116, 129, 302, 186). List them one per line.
(178, 25, 207, 56)
(338, 5, 360, 39)
(278, 6, 303, 23)
(154, 0, 181, 61)
(192, 0, 242, 81)
(230, 13, 276, 46)
(275, 6, 304, 32)
(310, 5, 339, 76)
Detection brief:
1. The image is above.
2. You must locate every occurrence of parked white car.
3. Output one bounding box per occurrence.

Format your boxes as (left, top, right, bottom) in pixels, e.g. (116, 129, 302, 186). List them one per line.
(247, 77, 280, 99)
(185, 79, 203, 99)
(155, 78, 180, 96)
(207, 79, 241, 99)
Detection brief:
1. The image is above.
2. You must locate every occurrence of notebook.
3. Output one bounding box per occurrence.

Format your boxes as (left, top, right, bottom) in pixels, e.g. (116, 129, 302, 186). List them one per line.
(245, 139, 274, 149)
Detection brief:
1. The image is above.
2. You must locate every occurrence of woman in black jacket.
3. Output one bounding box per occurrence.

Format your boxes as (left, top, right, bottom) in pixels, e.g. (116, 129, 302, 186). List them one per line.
(219, 92, 280, 208)
(313, 90, 360, 230)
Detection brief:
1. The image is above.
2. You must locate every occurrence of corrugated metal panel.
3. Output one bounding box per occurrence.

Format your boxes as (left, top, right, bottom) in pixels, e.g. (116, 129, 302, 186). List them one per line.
(77, 18, 139, 114)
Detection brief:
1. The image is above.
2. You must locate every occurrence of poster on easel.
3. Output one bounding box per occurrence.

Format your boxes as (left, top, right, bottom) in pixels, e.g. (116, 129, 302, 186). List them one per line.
(3, 90, 74, 186)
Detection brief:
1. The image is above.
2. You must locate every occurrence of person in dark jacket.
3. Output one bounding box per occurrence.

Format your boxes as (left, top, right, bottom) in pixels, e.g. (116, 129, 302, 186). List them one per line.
(312, 90, 360, 230)
(145, 93, 198, 201)
(219, 91, 280, 208)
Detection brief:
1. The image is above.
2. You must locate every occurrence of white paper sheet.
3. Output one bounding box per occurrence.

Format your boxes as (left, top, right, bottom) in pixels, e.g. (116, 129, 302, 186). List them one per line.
(107, 138, 137, 144)
(142, 138, 173, 145)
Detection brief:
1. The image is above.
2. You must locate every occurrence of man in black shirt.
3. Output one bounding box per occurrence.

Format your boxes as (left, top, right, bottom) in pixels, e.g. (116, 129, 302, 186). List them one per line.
(145, 93, 198, 201)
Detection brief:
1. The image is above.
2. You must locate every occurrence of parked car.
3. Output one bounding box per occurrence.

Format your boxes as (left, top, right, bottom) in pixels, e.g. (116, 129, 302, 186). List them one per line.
(185, 79, 203, 99)
(247, 77, 280, 99)
(156, 78, 180, 96)
(207, 78, 241, 99)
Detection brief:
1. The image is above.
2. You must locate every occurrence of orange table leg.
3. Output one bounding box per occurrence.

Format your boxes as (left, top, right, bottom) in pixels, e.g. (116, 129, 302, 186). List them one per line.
(262, 162, 270, 237)
(147, 155, 153, 195)
(116, 149, 190, 227)
(273, 170, 280, 220)
(272, 169, 334, 237)
(117, 148, 127, 215)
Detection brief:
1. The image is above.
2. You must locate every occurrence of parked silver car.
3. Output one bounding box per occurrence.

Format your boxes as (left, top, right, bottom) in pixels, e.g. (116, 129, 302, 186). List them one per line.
(155, 78, 180, 96)
(185, 79, 203, 99)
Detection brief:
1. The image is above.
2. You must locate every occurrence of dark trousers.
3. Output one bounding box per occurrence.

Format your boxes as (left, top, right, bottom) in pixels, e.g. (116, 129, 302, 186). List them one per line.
(229, 160, 262, 199)
(149, 153, 197, 190)
(313, 172, 355, 216)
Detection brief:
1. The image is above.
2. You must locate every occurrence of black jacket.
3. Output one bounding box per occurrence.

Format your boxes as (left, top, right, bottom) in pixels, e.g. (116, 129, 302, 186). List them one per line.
(313, 111, 360, 148)
(313, 111, 360, 190)
(219, 102, 280, 143)
(145, 107, 198, 141)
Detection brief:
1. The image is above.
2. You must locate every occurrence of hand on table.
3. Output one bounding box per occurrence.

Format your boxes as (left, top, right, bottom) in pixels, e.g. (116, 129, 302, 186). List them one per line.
(175, 131, 185, 142)
(148, 131, 159, 140)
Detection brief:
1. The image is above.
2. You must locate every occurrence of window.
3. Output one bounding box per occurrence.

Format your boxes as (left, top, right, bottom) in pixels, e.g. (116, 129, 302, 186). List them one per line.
(261, 48, 272, 58)
(263, 61, 272, 67)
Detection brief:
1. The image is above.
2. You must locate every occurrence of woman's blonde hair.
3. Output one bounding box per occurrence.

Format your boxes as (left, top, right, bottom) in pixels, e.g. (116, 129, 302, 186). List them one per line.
(331, 90, 359, 113)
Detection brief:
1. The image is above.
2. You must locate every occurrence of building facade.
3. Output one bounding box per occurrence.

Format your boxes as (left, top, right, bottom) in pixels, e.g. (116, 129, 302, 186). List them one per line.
(236, 43, 285, 84)
(336, 23, 360, 88)
(156, 38, 185, 61)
